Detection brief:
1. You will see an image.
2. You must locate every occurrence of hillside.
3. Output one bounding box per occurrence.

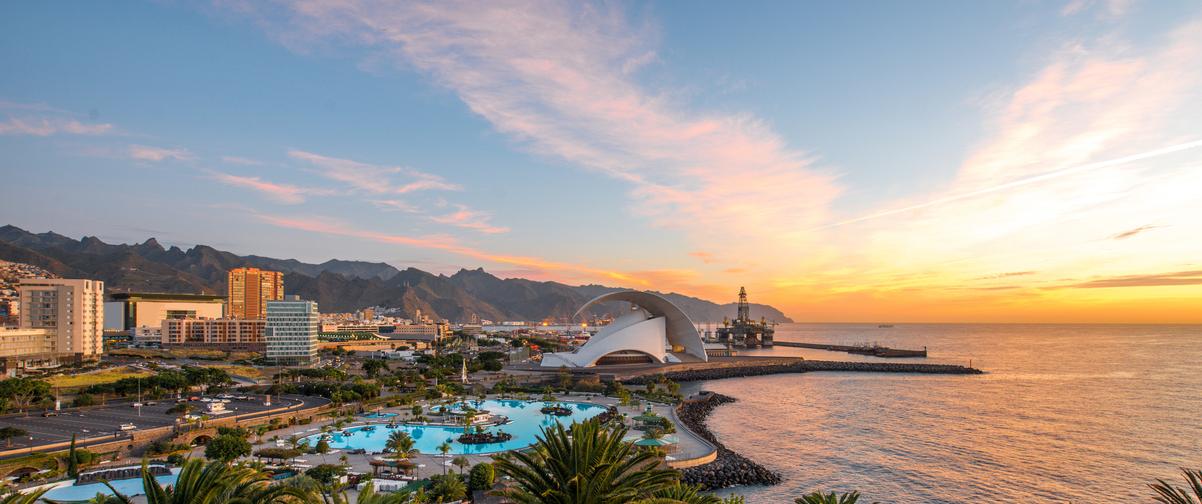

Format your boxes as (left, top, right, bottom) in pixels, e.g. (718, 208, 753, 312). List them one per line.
(0, 225, 792, 323)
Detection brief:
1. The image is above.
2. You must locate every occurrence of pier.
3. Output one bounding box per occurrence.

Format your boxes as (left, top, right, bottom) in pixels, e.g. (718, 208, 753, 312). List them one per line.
(774, 341, 928, 358)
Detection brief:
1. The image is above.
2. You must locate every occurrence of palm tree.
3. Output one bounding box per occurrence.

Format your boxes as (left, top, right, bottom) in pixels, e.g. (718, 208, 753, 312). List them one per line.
(1150, 469, 1202, 504)
(451, 455, 470, 475)
(794, 491, 862, 504)
(103, 459, 312, 504)
(633, 482, 722, 504)
(1, 487, 49, 504)
(437, 441, 452, 474)
(492, 419, 678, 503)
(385, 430, 416, 462)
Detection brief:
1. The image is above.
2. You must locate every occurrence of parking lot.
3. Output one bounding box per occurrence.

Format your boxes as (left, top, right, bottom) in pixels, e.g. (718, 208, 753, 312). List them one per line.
(0, 394, 320, 453)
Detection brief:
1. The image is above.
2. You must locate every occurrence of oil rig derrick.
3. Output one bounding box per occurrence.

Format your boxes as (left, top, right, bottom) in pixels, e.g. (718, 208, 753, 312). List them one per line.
(715, 286, 775, 348)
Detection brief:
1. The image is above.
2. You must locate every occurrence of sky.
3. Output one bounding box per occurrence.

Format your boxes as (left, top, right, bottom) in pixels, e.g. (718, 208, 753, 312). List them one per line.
(2, 0, 1201, 323)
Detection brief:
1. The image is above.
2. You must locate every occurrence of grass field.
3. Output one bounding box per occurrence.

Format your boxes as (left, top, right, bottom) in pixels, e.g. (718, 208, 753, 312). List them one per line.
(45, 368, 154, 388)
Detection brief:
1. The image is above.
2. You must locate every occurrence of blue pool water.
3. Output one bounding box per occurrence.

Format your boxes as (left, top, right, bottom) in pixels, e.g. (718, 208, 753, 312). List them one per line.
(362, 411, 398, 418)
(309, 400, 607, 455)
(42, 469, 180, 502)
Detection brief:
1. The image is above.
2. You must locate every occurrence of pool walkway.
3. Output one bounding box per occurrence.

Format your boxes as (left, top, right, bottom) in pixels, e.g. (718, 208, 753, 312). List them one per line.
(30, 393, 715, 501)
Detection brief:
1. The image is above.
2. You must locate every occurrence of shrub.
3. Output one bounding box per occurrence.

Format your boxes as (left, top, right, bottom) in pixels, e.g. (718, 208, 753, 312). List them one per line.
(469, 462, 495, 491)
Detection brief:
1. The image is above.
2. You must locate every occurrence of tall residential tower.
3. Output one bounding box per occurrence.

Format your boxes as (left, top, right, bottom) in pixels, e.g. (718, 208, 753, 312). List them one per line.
(227, 267, 283, 319)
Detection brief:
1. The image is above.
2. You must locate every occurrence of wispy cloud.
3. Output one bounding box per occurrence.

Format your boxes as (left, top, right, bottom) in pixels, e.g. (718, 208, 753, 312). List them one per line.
(289, 150, 460, 194)
(256, 213, 643, 285)
(0, 117, 113, 136)
(975, 271, 1037, 280)
(371, 199, 419, 213)
(129, 144, 193, 162)
(232, 1, 840, 247)
(220, 155, 265, 166)
(1065, 270, 1202, 288)
(208, 170, 333, 204)
(429, 204, 509, 234)
(1111, 224, 1161, 240)
(0, 100, 114, 136)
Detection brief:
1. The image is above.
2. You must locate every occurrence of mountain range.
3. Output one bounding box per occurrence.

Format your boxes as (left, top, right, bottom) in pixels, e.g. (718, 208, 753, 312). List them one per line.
(0, 225, 792, 324)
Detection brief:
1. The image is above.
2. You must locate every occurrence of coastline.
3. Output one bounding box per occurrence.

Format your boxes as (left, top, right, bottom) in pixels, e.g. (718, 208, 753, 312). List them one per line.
(676, 392, 782, 489)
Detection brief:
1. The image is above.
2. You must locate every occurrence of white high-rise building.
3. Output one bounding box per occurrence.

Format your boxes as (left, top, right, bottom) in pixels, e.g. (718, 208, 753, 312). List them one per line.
(18, 278, 105, 358)
(265, 295, 319, 366)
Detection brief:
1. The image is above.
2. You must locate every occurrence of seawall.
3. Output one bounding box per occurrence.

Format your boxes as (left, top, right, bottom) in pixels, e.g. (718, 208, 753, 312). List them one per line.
(677, 392, 781, 489)
(625, 359, 981, 384)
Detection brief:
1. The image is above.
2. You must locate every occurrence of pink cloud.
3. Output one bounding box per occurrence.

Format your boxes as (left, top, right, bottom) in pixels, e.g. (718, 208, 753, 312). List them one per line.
(288, 150, 460, 194)
(429, 204, 509, 234)
(129, 144, 193, 162)
(209, 171, 333, 204)
(230, 1, 841, 248)
(0, 116, 113, 136)
(256, 212, 645, 286)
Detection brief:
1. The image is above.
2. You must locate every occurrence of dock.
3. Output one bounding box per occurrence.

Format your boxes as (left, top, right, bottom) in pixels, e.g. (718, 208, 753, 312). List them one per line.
(774, 341, 927, 358)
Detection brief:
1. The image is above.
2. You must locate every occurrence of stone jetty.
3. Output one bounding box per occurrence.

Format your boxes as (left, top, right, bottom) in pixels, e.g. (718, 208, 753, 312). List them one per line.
(626, 359, 981, 384)
(677, 392, 782, 489)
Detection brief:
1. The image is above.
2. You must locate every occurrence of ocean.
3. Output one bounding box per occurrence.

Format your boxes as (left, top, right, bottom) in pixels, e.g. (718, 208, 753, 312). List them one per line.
(682, 323, 1202, 503)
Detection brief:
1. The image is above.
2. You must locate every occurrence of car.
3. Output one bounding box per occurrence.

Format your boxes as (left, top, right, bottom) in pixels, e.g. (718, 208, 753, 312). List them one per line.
(119, 423, 137, 431)
(132, 402, 143, 408)
(145, 401, 158, 406)
(41, 411, 58, 417)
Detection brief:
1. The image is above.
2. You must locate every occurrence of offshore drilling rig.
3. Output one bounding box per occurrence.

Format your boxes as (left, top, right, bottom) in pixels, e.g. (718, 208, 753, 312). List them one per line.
(715, 286, 775, 348)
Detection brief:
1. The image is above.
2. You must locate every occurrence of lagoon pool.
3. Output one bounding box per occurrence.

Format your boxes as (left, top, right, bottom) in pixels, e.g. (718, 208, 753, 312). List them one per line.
(309, 400, 608, 455)
(42, 468, 180, 502)
(362, 411, 398, 418)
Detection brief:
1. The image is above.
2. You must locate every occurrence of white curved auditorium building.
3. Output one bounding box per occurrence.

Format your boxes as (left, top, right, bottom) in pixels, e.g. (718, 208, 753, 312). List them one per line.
(540, 290, 708, 368)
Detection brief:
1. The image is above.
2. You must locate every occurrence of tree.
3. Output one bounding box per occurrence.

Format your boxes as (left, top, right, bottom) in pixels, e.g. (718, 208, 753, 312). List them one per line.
(1150, 468, 1202, 504)
(362, 359, 389, 379)
(437, 442, 452, 473)
(385, 430, 416, 461)
(493, 420, 678, 503)
(304, 464, 347, 486)
(635, 482, 723, 504)
(103, 459, 313, 504)
(1, 487, 50, 504)
(0, 427, 27, 448)
(315, 438, 331, 461)
(451, 455, 470, 475)
(0, 378, 50, 414)
(428, 474, 467, 503)
(204, 433, 251, 464)
(794, 491, 862, 504)
(468, 462, 495, 492)
(66, 434, 79, 478)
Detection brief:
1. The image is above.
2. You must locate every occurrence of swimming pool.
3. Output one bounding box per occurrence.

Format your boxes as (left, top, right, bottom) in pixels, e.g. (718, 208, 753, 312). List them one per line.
(362, 411, 398, 418)
(41, 468, 180, 502)
(309, 400, 608, 455)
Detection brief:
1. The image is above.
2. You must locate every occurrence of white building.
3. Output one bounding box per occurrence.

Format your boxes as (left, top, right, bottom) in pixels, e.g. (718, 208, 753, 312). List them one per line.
(18, 278, 104, 358)
(540, 290, 708, 368)
(265, 295, 319, 366)
(104, 292, 225, 331)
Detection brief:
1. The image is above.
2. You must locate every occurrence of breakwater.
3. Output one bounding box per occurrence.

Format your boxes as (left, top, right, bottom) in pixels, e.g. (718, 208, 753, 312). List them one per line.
(774, 341, 927, 358)
(678, 392, 781, 489)
(626, 359, 981, 384)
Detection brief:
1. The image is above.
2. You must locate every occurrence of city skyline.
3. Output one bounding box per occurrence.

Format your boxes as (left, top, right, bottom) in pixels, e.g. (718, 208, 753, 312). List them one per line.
(3, 1, 1202, 323)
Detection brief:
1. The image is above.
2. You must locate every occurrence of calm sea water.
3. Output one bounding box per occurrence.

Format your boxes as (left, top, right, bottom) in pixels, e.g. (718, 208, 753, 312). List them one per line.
(685, 323, 1202, 503)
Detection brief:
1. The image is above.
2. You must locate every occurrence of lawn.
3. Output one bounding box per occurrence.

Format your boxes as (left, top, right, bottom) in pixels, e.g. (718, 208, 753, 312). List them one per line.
(45, 368, 154, 388)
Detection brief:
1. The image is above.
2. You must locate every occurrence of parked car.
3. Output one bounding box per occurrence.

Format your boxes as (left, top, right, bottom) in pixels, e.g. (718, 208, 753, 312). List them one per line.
(41, 411, 58, 417)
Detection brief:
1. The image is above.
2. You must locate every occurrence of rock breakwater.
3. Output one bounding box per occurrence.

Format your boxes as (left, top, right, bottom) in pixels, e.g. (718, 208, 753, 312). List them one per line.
(678, 392, 781, 489)
(628, 359, 981, 384)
